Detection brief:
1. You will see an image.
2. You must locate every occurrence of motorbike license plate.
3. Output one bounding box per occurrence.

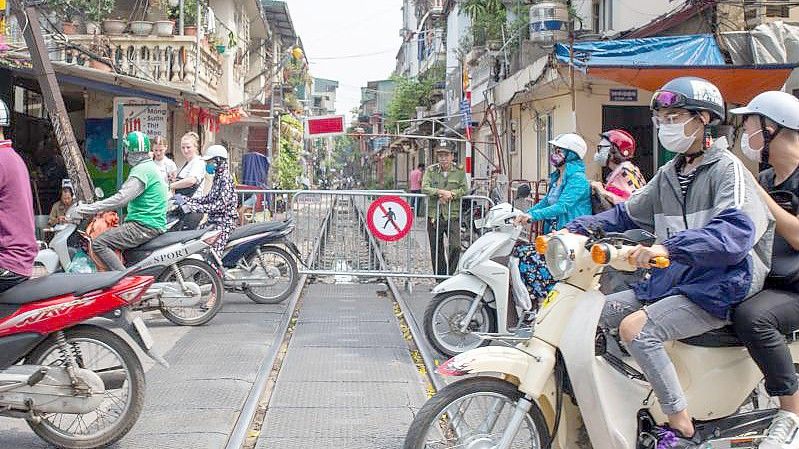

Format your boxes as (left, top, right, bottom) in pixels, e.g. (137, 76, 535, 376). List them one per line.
(132, 316, 155, 350)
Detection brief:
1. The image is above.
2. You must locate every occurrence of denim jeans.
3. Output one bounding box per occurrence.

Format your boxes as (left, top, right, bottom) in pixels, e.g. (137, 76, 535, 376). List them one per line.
(601, 289, 727, 415)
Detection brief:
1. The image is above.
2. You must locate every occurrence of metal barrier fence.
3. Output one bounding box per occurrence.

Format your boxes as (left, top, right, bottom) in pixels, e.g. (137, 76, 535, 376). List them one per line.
(234, 189, 494, 280)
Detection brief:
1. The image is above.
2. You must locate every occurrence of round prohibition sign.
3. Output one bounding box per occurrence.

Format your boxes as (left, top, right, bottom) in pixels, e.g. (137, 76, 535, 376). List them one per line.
(366, 196, 414, 242)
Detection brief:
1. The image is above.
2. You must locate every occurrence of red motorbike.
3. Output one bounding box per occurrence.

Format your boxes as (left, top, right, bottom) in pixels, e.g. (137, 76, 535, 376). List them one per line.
(0, 270, 164, 449)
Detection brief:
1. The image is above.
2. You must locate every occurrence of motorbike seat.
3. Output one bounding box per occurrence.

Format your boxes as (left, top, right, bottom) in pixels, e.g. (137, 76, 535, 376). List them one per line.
(134, 229, 208, 252)
(0, 272, 126, 305)
(679, 326, 743, 348)
(680, 289, 799, 348)
(229, 220, 290, 241)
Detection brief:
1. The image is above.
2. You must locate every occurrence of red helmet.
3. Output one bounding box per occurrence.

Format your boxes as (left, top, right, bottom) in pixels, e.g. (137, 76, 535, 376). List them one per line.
(600, 129, 636, 160)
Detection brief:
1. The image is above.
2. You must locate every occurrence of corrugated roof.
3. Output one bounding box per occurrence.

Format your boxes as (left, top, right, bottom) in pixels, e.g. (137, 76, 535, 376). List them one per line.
(260, 0, 297, 47)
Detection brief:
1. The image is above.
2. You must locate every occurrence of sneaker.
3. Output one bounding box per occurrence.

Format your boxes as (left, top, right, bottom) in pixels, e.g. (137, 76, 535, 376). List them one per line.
(655, 426, 700, 449)
(760, 410, 799, 449)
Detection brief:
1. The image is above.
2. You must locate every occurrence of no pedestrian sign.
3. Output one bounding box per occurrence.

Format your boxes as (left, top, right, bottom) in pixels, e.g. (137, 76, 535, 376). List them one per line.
(366, 196, 413, 242)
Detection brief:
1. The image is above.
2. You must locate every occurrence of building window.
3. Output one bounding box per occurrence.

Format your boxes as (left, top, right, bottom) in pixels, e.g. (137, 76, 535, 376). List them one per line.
(13, 86, 45, 119)
(766, 5, 790, 17)
(592, 0, 601, 33)
(536, 112, 552, 179)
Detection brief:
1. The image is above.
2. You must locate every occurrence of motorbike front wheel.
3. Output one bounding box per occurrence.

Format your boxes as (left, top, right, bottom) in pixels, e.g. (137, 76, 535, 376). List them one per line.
(158, 258, 224, 326)
(25, 325, 145, 449)
(404, 377, 550, 449)
(424, 291, 497, 357)
(244, 245, 299, 304)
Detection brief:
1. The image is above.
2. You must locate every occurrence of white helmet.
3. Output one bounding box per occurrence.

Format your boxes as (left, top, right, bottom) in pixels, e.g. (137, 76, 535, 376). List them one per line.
(548, 133, 588, 159)
(730, 91, 799, 130)
(202, 144, 229, 160)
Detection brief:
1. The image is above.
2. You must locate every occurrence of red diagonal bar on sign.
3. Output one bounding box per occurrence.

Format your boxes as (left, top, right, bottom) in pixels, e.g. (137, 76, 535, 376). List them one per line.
(377, 203, 402, 233)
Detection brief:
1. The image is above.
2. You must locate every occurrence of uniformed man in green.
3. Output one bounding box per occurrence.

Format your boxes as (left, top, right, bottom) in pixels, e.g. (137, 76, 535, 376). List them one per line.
(422, 141, 468, 275)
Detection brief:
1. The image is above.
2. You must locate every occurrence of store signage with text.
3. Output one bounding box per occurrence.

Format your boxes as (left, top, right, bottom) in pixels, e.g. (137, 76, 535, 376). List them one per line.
(112, 97, 168, 138)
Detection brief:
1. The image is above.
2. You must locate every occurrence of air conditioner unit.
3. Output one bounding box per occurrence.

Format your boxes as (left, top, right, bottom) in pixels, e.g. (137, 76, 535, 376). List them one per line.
(430, 0, 444, 15)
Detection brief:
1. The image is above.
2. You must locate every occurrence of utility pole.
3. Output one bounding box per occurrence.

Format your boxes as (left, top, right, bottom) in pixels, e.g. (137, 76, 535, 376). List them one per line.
(10, 0, 95, 201)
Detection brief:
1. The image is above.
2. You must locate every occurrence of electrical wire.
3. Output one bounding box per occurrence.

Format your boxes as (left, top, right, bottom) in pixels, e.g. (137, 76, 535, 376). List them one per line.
(307, 48, 399, 60)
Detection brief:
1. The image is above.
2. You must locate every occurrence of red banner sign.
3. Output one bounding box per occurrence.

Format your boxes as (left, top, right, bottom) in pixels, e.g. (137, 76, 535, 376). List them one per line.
(305, 115, 345, 137)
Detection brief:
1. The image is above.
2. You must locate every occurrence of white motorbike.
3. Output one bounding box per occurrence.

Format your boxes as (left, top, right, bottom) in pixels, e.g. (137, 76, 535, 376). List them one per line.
(405, 230, 796, 449)
(424, 203, 537, 356)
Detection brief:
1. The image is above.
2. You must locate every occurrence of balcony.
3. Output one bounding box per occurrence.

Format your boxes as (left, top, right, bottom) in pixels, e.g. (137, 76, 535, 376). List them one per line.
(55, 34, 223, 102)
(417, 28, 445, 76)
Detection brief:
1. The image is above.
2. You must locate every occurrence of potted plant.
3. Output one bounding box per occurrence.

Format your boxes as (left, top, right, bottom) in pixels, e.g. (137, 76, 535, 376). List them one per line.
(84, 0, 114, 35)
(47, 0, 81, 34)
(149, 0, 175, 36)
(173, 0, 198, 35)
(129, 19, 153, 35)
(102, 16, 126, 35)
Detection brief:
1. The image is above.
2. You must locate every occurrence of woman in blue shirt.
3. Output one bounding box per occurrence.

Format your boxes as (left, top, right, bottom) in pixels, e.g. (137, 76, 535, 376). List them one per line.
(513, 133, 592, 303)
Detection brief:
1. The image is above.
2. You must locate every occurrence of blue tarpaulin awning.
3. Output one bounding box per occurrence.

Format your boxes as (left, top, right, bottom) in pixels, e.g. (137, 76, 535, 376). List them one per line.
(554, 34, 797, 104)
(555, 34, 725, 67)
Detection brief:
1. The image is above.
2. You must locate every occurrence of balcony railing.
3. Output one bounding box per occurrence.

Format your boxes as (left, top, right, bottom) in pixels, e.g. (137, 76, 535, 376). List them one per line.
(58, 35, 223, 101)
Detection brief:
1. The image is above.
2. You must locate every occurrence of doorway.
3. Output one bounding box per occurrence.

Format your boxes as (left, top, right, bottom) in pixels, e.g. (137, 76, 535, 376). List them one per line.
(602, 105, 655, 181)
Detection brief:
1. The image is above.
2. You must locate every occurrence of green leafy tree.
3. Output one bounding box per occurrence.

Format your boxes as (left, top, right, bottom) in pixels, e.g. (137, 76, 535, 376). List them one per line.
(274, 115, 303, 190)
(385, 64, 445, 132)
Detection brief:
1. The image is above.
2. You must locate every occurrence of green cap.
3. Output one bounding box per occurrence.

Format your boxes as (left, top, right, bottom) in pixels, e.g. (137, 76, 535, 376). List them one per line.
(124, 131, 151, 154)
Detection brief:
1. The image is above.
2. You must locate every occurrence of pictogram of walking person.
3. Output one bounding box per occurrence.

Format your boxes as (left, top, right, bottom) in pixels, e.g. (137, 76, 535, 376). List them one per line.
(382, 206, 398, 230)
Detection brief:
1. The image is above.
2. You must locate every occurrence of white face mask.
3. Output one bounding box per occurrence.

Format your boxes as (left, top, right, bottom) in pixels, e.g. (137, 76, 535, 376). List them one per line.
(741, 130, 764, 163)
(657, 118, 699, 154)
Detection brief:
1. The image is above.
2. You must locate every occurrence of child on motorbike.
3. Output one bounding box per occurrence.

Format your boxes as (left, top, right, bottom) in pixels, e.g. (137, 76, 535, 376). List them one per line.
(173, 145, 238, 254)
(730, 91, 799, 449)
(76, 131, 168, 271)
(514, 133, 591, 303)
(564, 77, 774, 448)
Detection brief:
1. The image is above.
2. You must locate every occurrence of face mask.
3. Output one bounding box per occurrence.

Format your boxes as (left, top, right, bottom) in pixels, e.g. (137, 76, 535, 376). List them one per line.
(550, 151, 565, 167)
(741, 130, 764, 163)
(657, 118, 699, 154)
(206, 163, 217, 174)
(594, 146, 610, 165)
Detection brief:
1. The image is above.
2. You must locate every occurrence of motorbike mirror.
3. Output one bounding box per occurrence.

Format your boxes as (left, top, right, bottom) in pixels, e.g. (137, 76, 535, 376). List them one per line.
(515, 184, 532, 200)
(95, 187, 105, 199)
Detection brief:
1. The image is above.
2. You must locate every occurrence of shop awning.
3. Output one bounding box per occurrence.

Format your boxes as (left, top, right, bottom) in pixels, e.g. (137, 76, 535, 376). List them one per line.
(584, 65, 796, 105)
(554, 34, 797, 104)
(556, 34, 725, 68)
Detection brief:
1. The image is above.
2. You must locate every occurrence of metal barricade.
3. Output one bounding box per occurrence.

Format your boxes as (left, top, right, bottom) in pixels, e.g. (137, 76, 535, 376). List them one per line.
(232, 189, 494, 281)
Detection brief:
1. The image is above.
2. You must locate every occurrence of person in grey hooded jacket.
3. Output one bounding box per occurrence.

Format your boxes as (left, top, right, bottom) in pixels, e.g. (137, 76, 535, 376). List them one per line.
(566, 77, 774, 448)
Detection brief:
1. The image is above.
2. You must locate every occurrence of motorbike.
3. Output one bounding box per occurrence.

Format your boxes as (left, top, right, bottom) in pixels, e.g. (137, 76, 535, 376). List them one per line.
(405, 229, 795, 449)
(424, 202, 536, 356)
(0, 270, 164, 449)
(167, 207, 301, 304)
(36, 203, 225, 326)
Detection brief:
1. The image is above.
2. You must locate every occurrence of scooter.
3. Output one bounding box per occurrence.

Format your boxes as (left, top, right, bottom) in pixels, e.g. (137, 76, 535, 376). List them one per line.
(0, 270, 164, 449)
(424, 202, 537, 356)
(405, 229, 794, 449)
(36, 203, 225, 326)
(167, 207, 301, 304)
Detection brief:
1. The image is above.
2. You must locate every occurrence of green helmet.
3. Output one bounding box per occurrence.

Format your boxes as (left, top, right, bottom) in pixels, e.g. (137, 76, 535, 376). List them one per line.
(124, 131, 151, 154)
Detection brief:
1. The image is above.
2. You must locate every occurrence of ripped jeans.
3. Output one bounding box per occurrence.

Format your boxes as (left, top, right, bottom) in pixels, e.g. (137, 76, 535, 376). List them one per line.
(601, 290, 727, 416)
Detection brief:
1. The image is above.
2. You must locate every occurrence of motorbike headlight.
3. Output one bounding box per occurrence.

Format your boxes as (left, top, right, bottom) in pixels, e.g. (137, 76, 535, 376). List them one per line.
(545, 236, 575, 280)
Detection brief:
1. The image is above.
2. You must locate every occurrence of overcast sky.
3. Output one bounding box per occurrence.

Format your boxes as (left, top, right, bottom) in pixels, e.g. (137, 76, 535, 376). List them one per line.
(286, 0, 403, 121)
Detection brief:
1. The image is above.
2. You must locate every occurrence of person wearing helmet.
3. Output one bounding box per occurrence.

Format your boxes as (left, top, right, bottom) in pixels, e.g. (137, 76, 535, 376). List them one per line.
(173, 144, 237, 254)
(591, 129, 647, 212)
(514, 132, 592, 231)
(512, 133, 591, 304)
(730, 90, 799, 449)
(564, 77, 773, 447)
(76, 131, 168, 271)
(0, 98, 38, 292)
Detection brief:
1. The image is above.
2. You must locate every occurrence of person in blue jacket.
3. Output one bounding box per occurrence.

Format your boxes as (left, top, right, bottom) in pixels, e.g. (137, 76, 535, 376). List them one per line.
(512, 133, 591, 304)
(565, 77, 774, 448)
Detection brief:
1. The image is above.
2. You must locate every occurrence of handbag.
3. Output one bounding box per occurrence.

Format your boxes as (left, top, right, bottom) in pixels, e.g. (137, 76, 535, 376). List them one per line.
(174, 161, 200, 197)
